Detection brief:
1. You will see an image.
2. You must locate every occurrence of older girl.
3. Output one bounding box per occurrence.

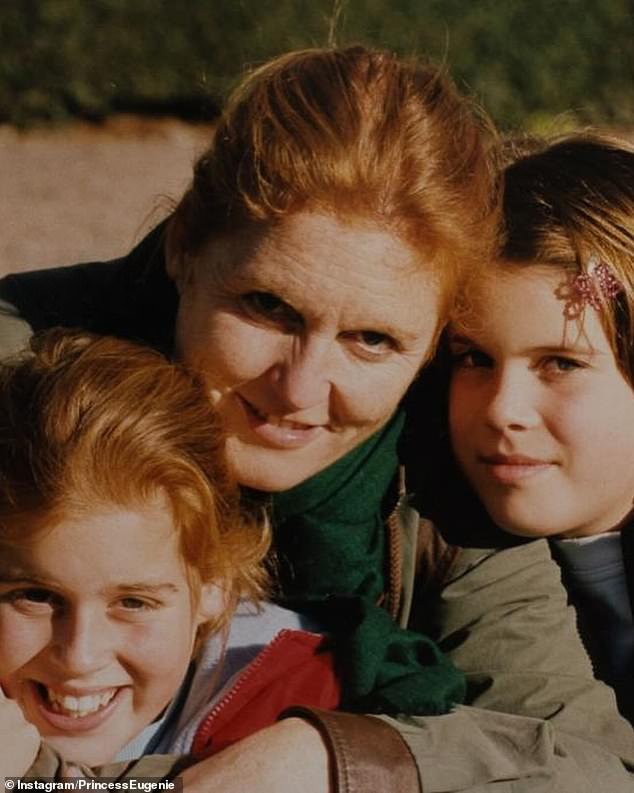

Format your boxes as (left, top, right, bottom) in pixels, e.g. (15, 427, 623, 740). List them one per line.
(450, 133, 634, 725)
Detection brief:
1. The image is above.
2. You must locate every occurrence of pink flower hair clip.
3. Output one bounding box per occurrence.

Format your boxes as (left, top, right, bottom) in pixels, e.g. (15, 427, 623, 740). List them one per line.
(562, 255, 624, 318)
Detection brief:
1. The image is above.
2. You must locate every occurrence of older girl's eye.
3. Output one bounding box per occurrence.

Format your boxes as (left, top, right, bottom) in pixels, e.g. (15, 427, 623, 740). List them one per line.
(240, 291, 301, 329)
(541, 356, 585, 375)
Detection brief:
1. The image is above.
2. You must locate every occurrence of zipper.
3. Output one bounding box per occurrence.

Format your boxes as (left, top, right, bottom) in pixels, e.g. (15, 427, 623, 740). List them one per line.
(191, 628, 298, 756)
(384, 468, 407, 620)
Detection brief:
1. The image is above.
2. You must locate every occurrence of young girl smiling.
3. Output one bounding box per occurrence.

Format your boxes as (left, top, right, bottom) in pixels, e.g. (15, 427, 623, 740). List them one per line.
(0, 330, 338, 770)
(449, 133, 634, 721)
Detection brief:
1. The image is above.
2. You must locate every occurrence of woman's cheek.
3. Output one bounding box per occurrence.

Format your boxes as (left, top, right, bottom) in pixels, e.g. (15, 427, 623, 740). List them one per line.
(340, 366, 413, 427)
(187, 314, 278, 387)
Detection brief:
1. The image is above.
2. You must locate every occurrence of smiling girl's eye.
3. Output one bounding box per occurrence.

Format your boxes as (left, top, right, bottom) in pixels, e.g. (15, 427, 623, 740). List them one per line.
(116, 596, 159, 612)
(240, 291, 301, 329)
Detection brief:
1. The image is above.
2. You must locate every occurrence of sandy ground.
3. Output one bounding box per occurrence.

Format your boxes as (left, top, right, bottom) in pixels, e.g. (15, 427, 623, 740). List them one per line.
(0, 116, 215, 276)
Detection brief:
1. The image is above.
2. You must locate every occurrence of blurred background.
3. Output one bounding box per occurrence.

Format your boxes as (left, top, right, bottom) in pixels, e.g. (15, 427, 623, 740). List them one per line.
(2, 0, 633, 274)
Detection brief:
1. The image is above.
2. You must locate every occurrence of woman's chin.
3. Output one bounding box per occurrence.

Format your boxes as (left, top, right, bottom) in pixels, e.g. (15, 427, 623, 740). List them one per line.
(226, 436, 330, 491)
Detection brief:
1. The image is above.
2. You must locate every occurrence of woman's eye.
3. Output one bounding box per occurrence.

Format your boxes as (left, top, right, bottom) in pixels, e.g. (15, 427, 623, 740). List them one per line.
(346, 331, 396, 356)
(240, 292, 301, 327)
(2, 588, 59, 611)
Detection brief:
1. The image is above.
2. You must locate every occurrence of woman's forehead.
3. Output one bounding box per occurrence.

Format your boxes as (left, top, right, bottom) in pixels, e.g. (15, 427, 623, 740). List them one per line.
(197, 211, 443, 333)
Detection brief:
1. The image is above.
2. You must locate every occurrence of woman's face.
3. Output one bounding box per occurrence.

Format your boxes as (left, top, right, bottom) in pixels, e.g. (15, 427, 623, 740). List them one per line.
(172, 211, 443, 491)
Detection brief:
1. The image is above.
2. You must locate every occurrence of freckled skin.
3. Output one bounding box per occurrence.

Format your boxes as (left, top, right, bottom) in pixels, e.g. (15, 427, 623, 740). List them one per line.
(173, 211, 443, 492)
(450, 266, 634, 538)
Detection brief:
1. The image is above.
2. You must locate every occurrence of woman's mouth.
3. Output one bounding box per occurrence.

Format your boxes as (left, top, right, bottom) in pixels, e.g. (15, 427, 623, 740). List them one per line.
(237, 395, 324, 449)
(33, 682, 123, 731)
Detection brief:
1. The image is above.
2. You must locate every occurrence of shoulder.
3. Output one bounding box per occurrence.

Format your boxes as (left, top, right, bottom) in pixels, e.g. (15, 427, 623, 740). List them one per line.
(0, 222, 176, 351)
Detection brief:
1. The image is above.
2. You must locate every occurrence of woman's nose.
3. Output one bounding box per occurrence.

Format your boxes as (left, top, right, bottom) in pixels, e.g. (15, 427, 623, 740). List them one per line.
(271, 337, 332, 412)
(484, 369, 539, 432)
(51, 609, 112, 676)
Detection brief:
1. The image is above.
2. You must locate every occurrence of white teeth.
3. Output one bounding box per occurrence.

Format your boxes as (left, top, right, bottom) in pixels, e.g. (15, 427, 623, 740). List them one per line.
(45, 687, 116, 718)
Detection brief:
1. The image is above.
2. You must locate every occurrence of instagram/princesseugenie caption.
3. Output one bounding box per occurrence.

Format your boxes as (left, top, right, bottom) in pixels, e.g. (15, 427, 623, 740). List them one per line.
(4, 780, 179, 793)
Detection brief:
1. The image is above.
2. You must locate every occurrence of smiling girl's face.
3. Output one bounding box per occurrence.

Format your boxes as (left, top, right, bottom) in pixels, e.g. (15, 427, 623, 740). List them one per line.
(449, 265, 634, 539)
(0, 497, 217, 765)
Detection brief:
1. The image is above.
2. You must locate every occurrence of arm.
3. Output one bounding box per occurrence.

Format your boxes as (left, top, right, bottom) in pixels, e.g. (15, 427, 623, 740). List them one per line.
(389, 539, 634, 791)
(166, 541, 634, 793)
(214, 540, 633, 793)
(0, 225, 176, 356)
(429, 540, 633, 752)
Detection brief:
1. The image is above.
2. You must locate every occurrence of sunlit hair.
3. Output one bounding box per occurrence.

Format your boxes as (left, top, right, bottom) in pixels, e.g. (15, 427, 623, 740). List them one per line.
(167, 45, 500, 336)
(0, 330, 269, 638)
(500, 132, 634, 385)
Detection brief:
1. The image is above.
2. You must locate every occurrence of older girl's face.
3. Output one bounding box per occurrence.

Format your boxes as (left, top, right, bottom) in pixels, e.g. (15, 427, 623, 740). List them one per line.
(172, 212, 442, 491)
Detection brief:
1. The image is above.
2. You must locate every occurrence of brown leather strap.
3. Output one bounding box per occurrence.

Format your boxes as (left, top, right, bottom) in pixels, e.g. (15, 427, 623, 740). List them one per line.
(281, 707, 421, 793)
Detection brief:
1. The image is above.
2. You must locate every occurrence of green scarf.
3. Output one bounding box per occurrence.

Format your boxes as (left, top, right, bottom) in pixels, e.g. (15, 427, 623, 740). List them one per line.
(270, 411, 466, 715)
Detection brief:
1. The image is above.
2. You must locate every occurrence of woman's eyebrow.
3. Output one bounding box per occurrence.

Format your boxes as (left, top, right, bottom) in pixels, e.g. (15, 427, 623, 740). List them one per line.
(113, 582, 181, 594)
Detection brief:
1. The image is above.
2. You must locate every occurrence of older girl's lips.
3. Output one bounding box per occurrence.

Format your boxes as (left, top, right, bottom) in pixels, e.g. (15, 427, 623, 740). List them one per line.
(237, 394, 324, 449)
(479, 453, 554, 483)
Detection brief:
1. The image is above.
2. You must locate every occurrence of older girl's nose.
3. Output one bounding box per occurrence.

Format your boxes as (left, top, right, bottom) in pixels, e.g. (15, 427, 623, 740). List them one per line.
(485, 369, 540, 432)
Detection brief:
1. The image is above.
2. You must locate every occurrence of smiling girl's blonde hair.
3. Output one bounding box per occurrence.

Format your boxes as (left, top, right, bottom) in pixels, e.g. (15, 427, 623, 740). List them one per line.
(0, 329, 269, 636)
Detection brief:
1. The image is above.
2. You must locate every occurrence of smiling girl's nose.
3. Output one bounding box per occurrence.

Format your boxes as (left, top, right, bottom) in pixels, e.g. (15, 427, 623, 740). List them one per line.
(51, 609, 113, 676)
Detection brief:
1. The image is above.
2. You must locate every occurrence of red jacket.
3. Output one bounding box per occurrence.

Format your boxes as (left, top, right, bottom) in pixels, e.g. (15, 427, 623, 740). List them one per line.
(191, 629, 340, 758)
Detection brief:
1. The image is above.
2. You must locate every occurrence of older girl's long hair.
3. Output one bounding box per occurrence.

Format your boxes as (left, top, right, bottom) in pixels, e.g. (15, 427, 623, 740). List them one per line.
(501, 132, 634, 386)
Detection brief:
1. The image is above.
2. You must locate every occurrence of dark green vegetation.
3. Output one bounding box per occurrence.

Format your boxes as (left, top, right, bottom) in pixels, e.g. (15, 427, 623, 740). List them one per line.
(3, 0, 633, 128)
